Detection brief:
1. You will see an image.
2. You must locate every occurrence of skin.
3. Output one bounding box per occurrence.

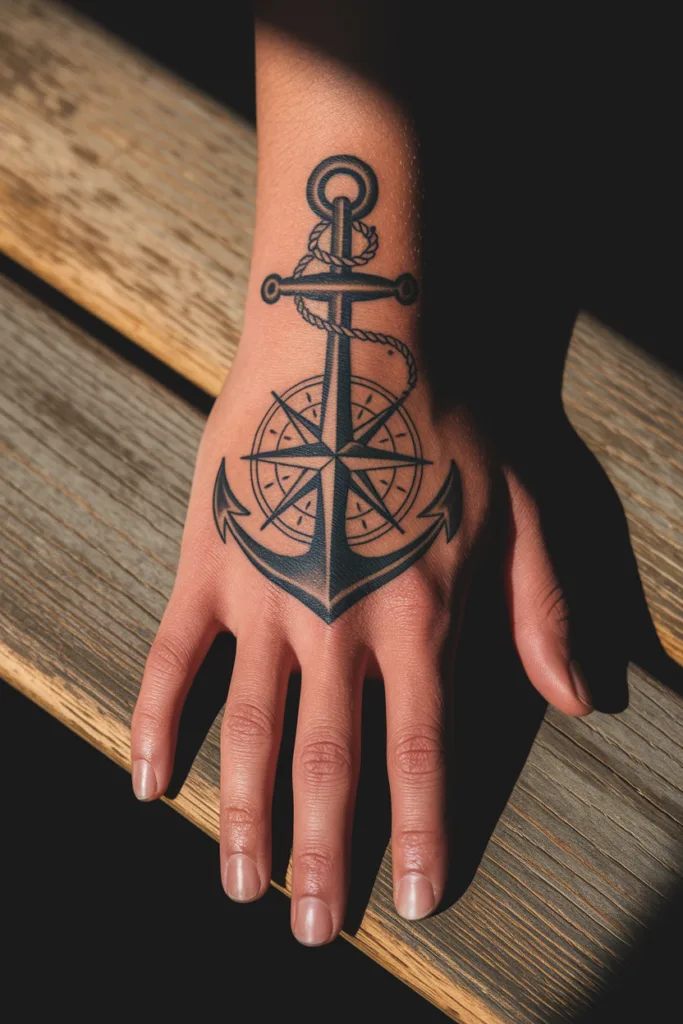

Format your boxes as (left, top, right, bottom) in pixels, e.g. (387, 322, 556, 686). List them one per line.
(130, 19, 593, 945)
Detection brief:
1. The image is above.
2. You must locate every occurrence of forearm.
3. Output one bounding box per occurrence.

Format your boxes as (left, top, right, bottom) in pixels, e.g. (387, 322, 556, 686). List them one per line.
(241, 12, 423, 355)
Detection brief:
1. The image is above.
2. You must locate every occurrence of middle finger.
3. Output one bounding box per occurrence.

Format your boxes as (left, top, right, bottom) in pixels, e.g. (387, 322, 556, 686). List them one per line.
(291, 637, 365, 946)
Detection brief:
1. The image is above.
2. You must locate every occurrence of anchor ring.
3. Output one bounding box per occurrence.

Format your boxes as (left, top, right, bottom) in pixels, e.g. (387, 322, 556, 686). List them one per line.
(306, 155, 378, 221)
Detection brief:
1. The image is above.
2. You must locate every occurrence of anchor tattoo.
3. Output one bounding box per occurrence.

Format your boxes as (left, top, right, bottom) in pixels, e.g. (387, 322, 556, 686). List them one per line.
(213, 155, 462, 623)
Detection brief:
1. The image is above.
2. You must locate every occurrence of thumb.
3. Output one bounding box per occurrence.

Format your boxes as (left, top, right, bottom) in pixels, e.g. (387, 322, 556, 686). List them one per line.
(504, 468, 593, 717)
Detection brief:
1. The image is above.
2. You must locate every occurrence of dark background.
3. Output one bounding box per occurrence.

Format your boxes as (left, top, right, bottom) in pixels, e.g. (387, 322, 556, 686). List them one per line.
(3, 2, 680, 1021)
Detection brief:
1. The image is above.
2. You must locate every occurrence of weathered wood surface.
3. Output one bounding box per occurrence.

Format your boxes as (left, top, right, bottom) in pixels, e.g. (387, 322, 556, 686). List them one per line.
(0, 0, 680, 667)
(1, 1, 683, 1019)
(564, 320, 683, 667)
(0, 0, 253, 395)
(2, 276, 682, 1023)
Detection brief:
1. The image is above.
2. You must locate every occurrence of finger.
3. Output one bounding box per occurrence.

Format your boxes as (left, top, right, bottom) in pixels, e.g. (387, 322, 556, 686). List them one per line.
(505, 469, 593, 716)
(383, 648, 448, 921)
(131, 589, 219, 801)
(220, 630, 291, 903)
(290, 638, 365, 946)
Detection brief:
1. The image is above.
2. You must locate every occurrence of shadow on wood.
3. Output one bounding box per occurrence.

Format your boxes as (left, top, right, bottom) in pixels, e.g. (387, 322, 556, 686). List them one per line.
(574, 883, 683, 1024)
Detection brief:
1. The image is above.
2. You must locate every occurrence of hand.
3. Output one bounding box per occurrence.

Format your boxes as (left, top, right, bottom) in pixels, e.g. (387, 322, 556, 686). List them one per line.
(130, 308, 592, 945)
(129, 22, 592, 943)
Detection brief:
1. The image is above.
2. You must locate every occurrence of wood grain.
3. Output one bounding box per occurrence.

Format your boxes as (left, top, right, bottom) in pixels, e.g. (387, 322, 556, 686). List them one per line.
(1, 1, 682, 1019)
(564, 320, 683, 666)
(0, 0, 254, 395)
(2, 276, 681, 1023)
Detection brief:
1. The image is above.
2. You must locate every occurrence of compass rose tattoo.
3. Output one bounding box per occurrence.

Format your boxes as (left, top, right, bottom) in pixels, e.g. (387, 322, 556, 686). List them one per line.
(213, 155, 462, 623)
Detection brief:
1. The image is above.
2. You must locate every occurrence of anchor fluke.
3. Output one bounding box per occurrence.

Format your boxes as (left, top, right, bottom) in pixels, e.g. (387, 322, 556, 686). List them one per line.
(417, 460, 463, 542)
(213, 458, 250, 542)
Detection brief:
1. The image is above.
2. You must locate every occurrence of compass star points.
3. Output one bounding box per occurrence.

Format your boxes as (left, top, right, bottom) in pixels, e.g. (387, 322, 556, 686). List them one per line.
(248, 421, 429, 537)
(242, 439, 333, 473)
(337, 439, 431, 474)
(260, 468, 319, 529)
(349, 470, 405, 534)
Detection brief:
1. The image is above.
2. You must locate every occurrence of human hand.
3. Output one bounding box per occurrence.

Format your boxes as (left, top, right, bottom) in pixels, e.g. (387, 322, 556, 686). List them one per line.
(130, 150, 592, 946)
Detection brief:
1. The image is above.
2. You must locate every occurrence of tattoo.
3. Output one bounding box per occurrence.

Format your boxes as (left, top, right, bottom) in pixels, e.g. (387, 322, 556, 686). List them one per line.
(213, 155, 461, 623)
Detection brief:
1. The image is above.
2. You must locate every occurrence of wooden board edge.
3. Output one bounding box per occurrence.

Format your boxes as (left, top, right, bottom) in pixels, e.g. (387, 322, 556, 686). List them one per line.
(0, 233, 228, 398)
(659, 627, 683, 666)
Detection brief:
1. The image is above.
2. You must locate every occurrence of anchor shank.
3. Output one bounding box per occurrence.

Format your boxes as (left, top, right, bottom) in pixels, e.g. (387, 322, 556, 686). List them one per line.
(318, 194, 354, 584)
(320, 195, 354, 451)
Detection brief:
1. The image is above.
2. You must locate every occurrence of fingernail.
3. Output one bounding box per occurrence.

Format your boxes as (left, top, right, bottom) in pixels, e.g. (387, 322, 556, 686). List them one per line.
(395, 873, 436, 920)
(293, 897, 334, 946)
(132, 759, 157, 801)
(570, 661, 593, 709)
(223, 854, 261, 902)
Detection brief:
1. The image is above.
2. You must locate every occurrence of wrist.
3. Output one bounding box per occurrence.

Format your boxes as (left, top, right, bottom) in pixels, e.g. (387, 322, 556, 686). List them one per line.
(251, 20, 422, 271)
(231, 20, 425, 403)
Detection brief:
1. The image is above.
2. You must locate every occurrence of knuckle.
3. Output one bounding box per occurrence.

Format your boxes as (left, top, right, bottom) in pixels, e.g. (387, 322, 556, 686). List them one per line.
(385, 573, 451, 647)
(394, 826, 444, 861)
(407, 575, 443, 618)
(296, 848, 336, 885)
(222, 804, 258, 827)
(222, 699, 276, 745)
(221, 803, 259, 846)
(145, 634, 190, 685)
(131, 705, 165, 739)
(392, 728, 445, 779)
(297, 628, 355, 672)
(535, 578, 570, 642)
(297, 737, 352, 785)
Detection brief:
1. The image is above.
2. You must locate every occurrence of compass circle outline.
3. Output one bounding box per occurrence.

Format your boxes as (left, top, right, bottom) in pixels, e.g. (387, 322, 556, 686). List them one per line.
(250, 374, 423, 547)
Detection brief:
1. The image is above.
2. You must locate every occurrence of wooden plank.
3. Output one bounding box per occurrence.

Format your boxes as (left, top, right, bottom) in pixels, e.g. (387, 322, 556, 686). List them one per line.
(0, 0, 253, 395)
(0, 0, 680, 666)
(2, 275, 682, 1023)
(563, 319, 683, 666)
(1, 0, 682, 1017)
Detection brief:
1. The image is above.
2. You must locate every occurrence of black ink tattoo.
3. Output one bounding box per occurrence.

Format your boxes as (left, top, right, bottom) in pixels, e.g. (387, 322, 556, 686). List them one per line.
(213, 155, 462, 623)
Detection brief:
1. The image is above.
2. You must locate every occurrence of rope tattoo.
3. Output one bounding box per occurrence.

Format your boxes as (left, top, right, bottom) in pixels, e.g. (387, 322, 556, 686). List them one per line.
(213, 155, 462, 623)
(290, 207, 419, 401)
